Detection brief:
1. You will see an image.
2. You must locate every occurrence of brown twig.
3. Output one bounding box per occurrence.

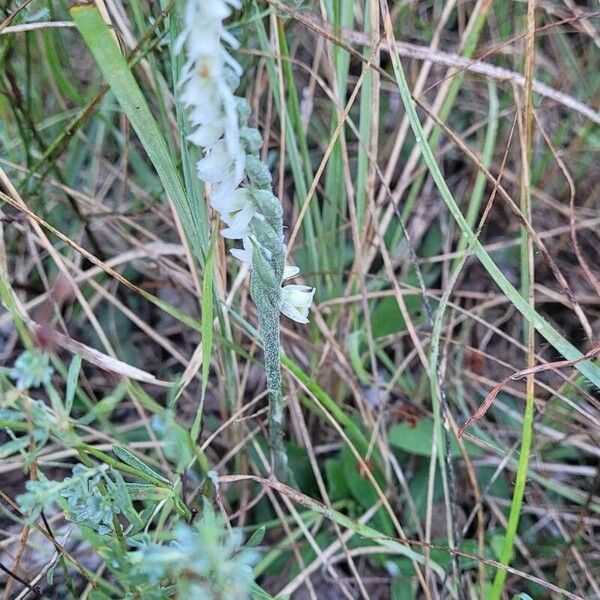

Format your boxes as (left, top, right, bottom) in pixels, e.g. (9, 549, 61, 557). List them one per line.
(458, 342, 600, 436)
(0, 562, 40, 598)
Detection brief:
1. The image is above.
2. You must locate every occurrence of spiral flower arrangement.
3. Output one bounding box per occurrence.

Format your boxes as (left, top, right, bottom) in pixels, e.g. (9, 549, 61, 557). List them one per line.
(177, 0, 314, 479)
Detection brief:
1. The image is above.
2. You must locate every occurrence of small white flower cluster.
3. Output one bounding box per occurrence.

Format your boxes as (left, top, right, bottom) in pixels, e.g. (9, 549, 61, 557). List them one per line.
(177, 0, 314, 324)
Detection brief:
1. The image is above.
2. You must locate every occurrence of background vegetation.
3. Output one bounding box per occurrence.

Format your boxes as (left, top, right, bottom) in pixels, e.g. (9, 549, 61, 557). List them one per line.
(1, 0, 599, 598)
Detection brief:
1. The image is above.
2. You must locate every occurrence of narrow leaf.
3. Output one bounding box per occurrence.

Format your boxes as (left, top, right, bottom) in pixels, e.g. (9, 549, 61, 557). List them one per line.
(69, 4, 204, 262)
(65, 353, 82, 415)
(245, 525, 266, 549)
(191, 234, 216, 442)
(112, 445, 170, 486)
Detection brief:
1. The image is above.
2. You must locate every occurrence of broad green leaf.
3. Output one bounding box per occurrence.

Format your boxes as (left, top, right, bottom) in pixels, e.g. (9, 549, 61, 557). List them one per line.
(388, 418, 481, 458)
(341, 444, 385, 509)
(325, 457, 349, 502)
(491, 533, 511, 562)
(371, 295, 420, 338)
(340, 446, 394, 536)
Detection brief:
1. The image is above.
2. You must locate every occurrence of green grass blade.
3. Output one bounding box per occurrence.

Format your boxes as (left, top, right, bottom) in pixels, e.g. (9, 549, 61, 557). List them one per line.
(453, 81, 499, 266)
(191, 234, 216, 442)
(253, 6, 320, 280)
(491, 9, 537, 595)
(65, 353, 82, 416)
(429, 81, 500, 595)
(355, 0, 377, 228)
(322, 0, 353, 295)
(69, 4, 205, 263)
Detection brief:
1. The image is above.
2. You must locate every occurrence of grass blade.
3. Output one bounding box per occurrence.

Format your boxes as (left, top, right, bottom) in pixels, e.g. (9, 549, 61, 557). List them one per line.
(191, 234, 216, 442)
(65, 353, 82, 416)
(69, 4, 205, 263)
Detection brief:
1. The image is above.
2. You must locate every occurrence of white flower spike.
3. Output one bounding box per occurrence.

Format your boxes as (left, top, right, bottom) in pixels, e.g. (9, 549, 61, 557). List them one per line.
(179, 0, 314, 325)
(180, 0, 315, 480)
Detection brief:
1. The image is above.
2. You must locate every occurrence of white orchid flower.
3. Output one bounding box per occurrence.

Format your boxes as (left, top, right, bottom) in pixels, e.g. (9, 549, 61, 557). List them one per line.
(229, 235, 272, 262)
(210, 187, 249, 215)
(230, 236, 253, 263)
(180, 0, 314, 326)
(181, 76, 222, 121)
(187, 121, 225, 147)
(210, 188, 256, 240)
(230, 238, 294, 274)
(196, 140, 237, 183)
(184, 0, 229, 23)
(220, 204, 254, 239)
(280, 285, 315, 324)
(283, 265, 300, 280)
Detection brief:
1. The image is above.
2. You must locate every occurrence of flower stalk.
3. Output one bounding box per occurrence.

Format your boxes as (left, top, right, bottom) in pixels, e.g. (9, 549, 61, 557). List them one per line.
(178, 0, 314, 480)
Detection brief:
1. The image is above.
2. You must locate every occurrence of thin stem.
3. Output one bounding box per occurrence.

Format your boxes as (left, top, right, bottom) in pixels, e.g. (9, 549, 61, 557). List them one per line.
(429, 80, 499, 598)
(490, 1, 537, 597)
(252, 280, 287, 481)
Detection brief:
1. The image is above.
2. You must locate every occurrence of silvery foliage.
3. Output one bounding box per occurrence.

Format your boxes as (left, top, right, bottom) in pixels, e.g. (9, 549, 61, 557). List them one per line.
(10, 349, 53, 389)
(178, 0, 314, 477)
(17, 464, 140, 535)
(1, 397, 67, 470)
(130, 501, 258, 600)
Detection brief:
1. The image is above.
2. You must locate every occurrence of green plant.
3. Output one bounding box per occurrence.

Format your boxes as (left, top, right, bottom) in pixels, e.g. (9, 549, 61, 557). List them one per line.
(130, 501, 259, 599)
(177, 0, 314, 480)
(2, 1, 600, 598)
(10, 350, 53, 389)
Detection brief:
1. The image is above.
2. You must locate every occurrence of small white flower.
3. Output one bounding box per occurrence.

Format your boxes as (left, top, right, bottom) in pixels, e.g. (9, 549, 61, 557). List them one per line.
(280, 285, 315, 324)
(283, 265, 300, 280)
(210, 187, 256, 240)
(184, 0, 237, 25)
(220, 203, 255, 239)
(187, 121, 225, 147)
(217, 79, 243, 160)
(181, 74, 222, 122)
(196, 140, 236, 183)
(230, 236, 253, 263)
(185, 33, 222, 60)
(210, 186, 249, 215)
(229, 237, 287, 268)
